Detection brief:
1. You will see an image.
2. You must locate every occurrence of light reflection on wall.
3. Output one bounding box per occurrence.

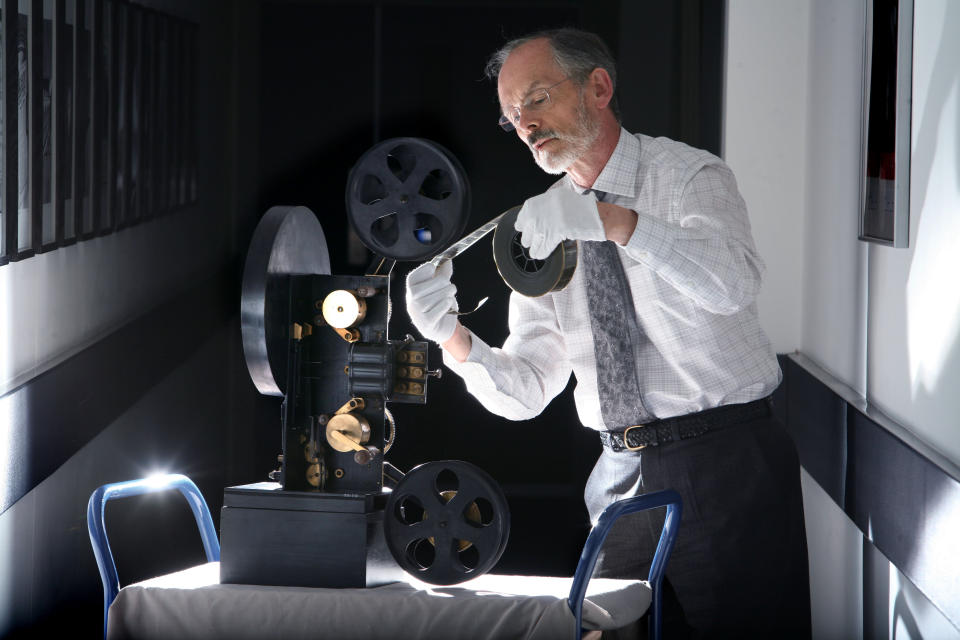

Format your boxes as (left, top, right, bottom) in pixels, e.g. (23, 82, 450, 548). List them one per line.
(905, 0, 960, 399)
(905, 82, 960, 397)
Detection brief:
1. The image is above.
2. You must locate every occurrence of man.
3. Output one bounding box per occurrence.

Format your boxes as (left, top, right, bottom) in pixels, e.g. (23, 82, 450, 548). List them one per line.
(406, 28, 810, 638)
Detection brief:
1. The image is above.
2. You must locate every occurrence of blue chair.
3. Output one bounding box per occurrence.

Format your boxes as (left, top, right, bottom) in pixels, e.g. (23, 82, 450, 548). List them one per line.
(569, 489, 682, 640)
(87, 474, 221, 639)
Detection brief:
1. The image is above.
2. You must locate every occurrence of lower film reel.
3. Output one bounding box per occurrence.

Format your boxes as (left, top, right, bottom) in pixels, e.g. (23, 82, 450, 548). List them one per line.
(492, 205, 578, 297)
(345, 138, 471, 262)
(384, 460, 510, 585)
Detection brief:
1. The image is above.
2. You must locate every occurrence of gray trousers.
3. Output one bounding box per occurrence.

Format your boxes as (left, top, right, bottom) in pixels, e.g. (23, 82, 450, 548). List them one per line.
(585, 412, 811, 639)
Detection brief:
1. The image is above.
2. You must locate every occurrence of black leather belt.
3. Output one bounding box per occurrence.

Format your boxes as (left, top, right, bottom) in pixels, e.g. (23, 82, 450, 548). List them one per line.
(599, 397, 773, 452)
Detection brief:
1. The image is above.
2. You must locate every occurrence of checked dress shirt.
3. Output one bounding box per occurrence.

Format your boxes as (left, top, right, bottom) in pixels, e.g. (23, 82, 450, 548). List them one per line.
(443, 128, 780, 431)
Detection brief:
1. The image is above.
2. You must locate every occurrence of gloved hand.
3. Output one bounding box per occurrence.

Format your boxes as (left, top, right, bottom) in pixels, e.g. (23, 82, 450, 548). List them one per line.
(405, 260, 459, 344)
(515, 188, 606, 259)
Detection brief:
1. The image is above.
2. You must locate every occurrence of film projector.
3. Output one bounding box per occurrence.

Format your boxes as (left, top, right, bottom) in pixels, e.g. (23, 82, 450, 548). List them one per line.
(220, 138, 578, 589)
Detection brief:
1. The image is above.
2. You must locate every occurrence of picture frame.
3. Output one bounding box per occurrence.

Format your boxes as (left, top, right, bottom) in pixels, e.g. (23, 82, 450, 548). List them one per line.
(859, 0, 913, 248)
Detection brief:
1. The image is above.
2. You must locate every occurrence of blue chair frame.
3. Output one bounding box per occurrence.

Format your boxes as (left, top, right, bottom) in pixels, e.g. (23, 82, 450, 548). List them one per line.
(567, 489, 682, 640)
(87, 474, 220, 639)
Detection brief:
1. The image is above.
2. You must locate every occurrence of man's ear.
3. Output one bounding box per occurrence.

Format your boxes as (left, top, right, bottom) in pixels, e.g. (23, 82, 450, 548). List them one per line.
(589, 68, 614, 111)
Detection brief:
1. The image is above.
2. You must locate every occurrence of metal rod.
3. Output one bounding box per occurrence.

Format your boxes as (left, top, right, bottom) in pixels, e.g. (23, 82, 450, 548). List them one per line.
(382, 461, 405, 488)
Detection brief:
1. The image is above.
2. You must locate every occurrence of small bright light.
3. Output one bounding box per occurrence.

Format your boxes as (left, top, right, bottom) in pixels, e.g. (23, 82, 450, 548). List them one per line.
(144, 473, 176, 489)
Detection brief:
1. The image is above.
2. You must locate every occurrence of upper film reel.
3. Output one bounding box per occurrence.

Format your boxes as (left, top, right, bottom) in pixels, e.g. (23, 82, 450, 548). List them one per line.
(492, 205, 578, 297)
(346, 138, 471, 262)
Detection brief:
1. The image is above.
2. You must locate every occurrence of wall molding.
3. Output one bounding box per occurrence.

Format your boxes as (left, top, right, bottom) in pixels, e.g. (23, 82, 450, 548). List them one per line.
(0, 268, 233, 514)
(778, 352, 960, 630)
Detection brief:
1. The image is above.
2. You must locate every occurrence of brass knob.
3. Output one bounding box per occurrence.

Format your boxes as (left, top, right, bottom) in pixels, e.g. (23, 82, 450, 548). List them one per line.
(325, 413, 371, 452)
(321, 290, 367, 328)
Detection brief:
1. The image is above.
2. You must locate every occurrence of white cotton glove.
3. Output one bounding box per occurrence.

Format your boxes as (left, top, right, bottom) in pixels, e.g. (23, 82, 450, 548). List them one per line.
(405, 260, 459, 344)
(514, 189, 606, 260)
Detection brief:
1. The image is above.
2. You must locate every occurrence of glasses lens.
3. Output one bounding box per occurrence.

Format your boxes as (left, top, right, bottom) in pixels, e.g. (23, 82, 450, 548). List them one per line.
(525, 89, 551, 111)
(498, 115, 515, 132)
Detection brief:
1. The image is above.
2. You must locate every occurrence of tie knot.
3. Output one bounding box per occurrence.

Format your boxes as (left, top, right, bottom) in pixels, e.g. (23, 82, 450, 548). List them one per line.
(590, 189, 607, 203)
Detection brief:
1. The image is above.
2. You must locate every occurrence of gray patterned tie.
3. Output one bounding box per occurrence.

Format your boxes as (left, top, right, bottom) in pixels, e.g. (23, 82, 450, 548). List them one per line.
(580, 190, 652, 427)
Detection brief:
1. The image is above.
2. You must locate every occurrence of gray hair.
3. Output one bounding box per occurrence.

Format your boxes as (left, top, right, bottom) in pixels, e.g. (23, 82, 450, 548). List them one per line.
(484, 28, 621, 122)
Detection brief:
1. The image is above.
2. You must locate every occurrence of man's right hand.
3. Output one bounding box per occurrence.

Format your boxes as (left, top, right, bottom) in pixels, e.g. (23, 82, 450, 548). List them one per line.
(405, 261, 459, 344)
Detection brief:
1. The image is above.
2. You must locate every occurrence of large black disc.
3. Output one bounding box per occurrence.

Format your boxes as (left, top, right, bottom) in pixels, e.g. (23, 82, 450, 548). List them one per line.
(345, 138, 471, 261)
(492, 205, 578, 297)
(240, 206, 330, 396)
(384, 460, 510, 585)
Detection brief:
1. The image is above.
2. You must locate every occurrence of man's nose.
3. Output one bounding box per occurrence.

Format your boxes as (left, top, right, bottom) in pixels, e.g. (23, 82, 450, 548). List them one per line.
(516, 110, 540, 135)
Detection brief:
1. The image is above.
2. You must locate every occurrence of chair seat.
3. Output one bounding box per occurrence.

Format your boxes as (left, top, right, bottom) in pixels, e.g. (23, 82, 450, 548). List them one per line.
(107, 562, 651, 640)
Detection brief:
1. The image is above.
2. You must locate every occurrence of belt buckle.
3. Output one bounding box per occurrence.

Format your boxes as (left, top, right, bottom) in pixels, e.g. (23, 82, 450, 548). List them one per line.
(623, 424, 647, 451)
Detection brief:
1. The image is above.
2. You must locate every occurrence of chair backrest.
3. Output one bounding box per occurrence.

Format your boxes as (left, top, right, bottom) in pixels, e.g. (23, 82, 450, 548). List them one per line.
(86, 474, 220, 639)
(567, 489, 682, 640)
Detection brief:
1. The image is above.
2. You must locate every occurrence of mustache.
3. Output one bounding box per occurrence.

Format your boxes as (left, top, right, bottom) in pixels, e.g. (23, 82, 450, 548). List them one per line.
(527, 129, 558, 149)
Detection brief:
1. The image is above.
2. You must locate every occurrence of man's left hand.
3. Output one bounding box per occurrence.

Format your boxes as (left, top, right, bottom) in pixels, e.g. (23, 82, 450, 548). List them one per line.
(515, 189, 606, 259)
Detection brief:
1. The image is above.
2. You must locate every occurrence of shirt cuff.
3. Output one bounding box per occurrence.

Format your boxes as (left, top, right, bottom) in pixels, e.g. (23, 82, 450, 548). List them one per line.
(624, 208, 674, 264)
(441, 329, 499, 390)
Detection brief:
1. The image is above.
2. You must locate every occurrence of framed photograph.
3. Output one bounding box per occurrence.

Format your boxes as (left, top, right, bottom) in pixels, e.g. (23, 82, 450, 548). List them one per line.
(859, 0, 913, 248)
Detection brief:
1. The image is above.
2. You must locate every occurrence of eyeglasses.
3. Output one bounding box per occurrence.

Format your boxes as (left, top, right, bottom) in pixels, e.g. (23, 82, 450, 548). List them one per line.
(498, 77, 571, 132)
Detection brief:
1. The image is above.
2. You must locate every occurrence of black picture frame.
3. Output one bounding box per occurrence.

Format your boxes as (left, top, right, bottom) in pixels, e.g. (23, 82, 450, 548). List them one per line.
(0, 0, 197, 267)
(859, 0, 913, 248)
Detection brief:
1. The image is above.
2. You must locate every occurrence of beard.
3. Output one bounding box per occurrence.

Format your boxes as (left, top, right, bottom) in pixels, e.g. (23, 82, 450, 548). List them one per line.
(526, 93, 601, 174)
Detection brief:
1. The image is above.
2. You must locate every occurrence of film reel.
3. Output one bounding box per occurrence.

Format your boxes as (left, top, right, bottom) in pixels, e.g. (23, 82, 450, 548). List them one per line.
(384, 460, 510, 585)
(346, 138, 471, 261)
(492, 205, 578, 297)
(423, 205, 578, 298)
(346, 137, 578, 296)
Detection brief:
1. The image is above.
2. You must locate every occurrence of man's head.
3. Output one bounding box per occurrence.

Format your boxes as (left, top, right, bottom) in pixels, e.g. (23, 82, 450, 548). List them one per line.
(486, 29, 620, 176)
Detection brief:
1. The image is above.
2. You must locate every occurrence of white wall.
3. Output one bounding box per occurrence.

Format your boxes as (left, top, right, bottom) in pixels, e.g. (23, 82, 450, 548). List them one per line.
(801, 0, 870, 394)
(725, 0, 960, 637)
(723, 0, 809, 354)
(867, 0, 960, 467)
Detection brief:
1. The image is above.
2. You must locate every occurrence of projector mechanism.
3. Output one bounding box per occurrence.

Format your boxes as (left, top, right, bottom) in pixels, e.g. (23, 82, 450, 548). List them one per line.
(221, 139, 510, 589)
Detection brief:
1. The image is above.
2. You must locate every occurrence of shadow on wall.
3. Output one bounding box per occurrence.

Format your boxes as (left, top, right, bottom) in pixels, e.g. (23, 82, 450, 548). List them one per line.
(889, 560, 960, 640)
(892, 588, 924, 640)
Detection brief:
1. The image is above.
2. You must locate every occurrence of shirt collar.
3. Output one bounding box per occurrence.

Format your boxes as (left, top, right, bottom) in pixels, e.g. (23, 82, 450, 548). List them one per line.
(566, 127, 640, 199)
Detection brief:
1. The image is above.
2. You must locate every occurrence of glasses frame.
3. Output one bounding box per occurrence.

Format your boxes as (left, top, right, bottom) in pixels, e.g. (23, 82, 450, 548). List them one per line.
(498, 77, 571, 132)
